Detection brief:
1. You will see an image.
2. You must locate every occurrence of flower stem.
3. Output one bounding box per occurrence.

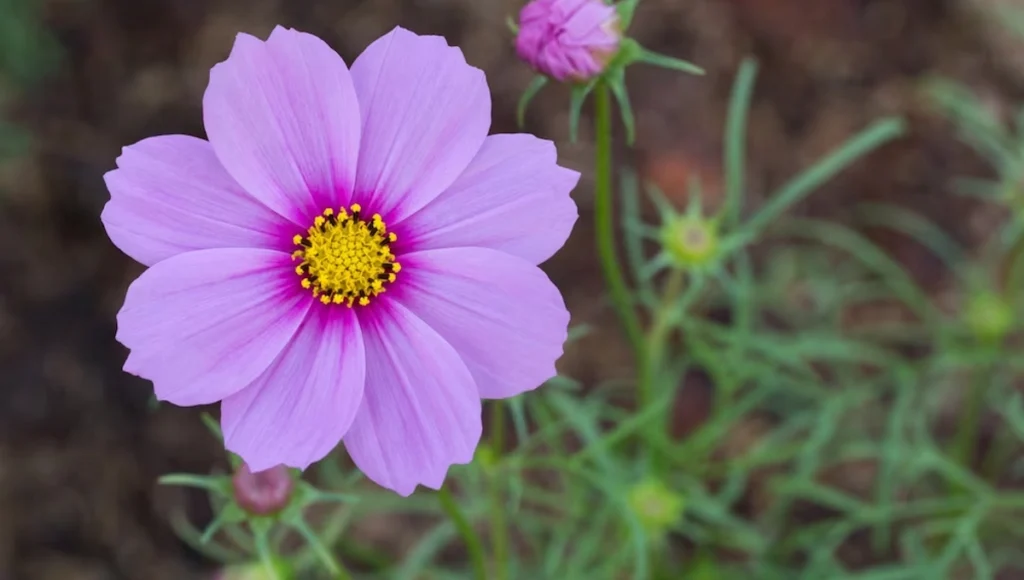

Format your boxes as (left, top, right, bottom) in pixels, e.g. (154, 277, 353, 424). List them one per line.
(291, 517, 353, 580)
(950, 364, 992, 484)
(489, 402, 509, 580)
(593, 81, 648, 405)
(645, 268, 685, 384)
(438, 486, 488, 580)
(252, 527, 282, 580)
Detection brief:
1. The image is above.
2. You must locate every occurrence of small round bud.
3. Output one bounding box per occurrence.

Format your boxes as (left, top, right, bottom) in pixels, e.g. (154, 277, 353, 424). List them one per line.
(515, 0, 621, 82)
(231, 463, 294, 516)
(965, 291, 1013, 343)
(661, 216, 720, 269)
(473, 446, 499, 475)
(626, 479, 685, 537)
(216, 559, 294, 580)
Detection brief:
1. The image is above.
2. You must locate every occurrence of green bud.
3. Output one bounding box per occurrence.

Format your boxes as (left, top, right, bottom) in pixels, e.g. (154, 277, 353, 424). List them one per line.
(965, 291, 1013, 343)
(661, 216, 720, 269)
(217, 558, 294, 580)
(474, 446, 498, 472)
(626, 479, 685, 537)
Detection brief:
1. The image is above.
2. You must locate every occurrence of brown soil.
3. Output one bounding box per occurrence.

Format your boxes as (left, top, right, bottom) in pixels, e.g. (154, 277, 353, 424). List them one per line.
(0, 0, 1019, 578)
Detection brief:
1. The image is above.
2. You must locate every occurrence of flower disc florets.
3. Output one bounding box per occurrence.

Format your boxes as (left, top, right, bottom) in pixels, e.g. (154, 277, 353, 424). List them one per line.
(292, 204, 401, 307)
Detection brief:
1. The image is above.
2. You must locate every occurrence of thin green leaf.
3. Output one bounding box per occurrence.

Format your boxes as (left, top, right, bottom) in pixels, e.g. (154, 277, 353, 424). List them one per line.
(159, 473, 229, 495)
(394, 521, 456, 580)
(291, 517, 351, 579)
(854, 202, 967, 278)
(200, 412, 223, 440)
(723, 59, 758, 226)
(773, 218, 938, 321)
(568, 80, 597, 143)
(608, 68, 635, 145)
(639, 48, 705, 75)
(744, 117, 905, 237)
(517, 75, 548, 128)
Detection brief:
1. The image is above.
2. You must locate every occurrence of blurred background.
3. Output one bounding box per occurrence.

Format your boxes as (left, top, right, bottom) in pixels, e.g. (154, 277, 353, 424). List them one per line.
(2, 0, 1023, 578)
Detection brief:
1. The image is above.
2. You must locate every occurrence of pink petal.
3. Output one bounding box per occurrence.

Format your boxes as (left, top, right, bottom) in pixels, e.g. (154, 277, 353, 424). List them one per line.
(395, 248, 569, 400)
(203, 27, 362, 225)
(117, 248, 310, 406)
(102, 135, 289, 267)
(343, 300, 481, 496)
(222, 306, 365, 472)
(398, 134, 579, 265)
(350, 27, 490, 223)
(562, 0, 618, 47)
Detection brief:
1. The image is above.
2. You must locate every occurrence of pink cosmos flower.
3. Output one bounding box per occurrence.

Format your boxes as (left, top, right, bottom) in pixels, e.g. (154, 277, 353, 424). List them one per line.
(515, 0, 621, 82)
(103, 26, 578, 496)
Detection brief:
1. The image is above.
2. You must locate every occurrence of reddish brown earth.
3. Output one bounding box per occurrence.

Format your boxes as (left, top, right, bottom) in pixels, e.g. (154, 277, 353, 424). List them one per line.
(0, 0, 1019, 577)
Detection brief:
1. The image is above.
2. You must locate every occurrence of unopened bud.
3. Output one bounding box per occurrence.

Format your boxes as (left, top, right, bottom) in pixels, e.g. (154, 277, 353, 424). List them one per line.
(232, 463, 294, 516)
(965, 291, 1013, 343)
(662, 216, 720, 269)
(515, 0, 621, 82)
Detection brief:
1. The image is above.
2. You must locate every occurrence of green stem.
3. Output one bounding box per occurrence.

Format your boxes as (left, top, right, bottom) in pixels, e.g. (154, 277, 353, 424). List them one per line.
(489, 402, 509, 580)
(253, 528, 283, 580)
(292, 518, 353, 580)
(438, 487, 488, 580)
(594, 81, 648, 404)
(982, 423, 1014, 483)
(951, 365, 992, 480)
(645, 268, 685, 396)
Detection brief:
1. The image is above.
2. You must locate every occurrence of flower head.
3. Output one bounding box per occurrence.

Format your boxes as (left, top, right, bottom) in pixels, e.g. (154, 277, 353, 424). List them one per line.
(103, 27, 578, 496)
(515, 0, 620, 82)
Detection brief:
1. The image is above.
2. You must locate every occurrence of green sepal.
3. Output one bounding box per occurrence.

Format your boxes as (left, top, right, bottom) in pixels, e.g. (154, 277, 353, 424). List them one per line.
(200, 502, 247, 544)
(607, 68, 635, 145)
(517, 75, 548, 128)
(638, 47, 704, 76)
(644, 183, 677, 222)
(685, 175, 704, 218)
(616, 0, 641, 30)
(506, 15, 519, 35)
(569, 79, 598, 143)
(158, 472, 232, 496)
(295, 479, 361, 506)
(610, 37, 643, 69)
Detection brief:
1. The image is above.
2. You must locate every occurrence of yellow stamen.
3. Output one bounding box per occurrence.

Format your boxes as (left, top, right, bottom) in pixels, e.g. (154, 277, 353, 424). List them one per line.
(291, 204, 400, 307)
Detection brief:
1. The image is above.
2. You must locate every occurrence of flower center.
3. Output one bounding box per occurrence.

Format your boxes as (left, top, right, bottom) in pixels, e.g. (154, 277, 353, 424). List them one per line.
(291, 204, 401, 307)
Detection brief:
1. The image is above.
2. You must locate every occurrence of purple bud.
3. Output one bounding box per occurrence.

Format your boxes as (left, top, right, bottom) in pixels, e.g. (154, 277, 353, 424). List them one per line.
(515, 0, 621, 82)
(232, 463, 294, 516)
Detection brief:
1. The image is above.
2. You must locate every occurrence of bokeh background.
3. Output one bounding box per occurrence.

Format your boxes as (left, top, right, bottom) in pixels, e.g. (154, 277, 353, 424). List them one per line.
(1, 0, 1022, 578)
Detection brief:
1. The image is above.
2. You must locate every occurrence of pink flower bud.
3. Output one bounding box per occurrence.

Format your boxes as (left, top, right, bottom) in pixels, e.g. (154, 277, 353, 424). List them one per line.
(231, 463, 294, 516)
(515, 0, 621, 82)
